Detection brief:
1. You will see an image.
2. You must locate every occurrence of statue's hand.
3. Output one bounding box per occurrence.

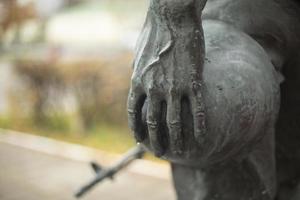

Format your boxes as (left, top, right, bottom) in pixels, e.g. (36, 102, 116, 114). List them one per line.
(127, 55, 205, 157)
(127, 0, 206, 158)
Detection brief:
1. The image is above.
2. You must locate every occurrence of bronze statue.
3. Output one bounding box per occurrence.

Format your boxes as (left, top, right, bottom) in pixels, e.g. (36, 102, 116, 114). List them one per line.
(127, 0, 300, 199)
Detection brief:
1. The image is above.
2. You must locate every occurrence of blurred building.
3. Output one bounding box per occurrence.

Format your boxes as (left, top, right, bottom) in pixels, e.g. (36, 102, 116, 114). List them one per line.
(46, 0, 148, 51)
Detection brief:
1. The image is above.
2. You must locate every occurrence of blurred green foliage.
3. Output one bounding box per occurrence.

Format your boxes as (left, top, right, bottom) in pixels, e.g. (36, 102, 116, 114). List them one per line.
(0, 116, 11, 129)
(39, 114, 71, 132)
(0, 53, 135, 152)
(0, 114, 135, 153)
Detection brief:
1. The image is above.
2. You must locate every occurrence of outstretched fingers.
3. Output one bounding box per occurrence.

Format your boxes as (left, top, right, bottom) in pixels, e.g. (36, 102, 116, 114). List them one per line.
(127, 88, 146, 142)
(167, 92, 183, 155)
(146, 96, 164, 156)
(190, 84, 206, 145)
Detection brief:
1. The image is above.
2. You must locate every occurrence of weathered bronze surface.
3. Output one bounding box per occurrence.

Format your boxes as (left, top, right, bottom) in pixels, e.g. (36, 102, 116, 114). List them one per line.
(128, 0, 300, 199)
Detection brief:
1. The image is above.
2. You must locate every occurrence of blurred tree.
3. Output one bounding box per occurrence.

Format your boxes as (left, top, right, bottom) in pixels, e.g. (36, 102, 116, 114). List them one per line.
(0, 0, 85, 44)
(68, 63, 104, 131)
(0, 0, 36, 45)
(61, 53, 132, 132)
(14, 55, 65, 125)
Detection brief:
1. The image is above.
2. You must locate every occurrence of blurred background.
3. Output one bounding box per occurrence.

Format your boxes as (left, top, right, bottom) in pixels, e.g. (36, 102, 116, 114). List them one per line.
(0, 0, 150, 153)
(0, 1, 176, 200)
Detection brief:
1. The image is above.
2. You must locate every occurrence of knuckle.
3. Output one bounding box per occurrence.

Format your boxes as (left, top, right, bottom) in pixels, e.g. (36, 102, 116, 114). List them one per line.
(127, 108, 137, 116)
(195, 110, 205, 118)
(191, 81, 203, 93)
(190, 70, 200, 79)
(167, 120, 181, 129)
(190, 69, 197, 75)
(146, 120, 159, 130)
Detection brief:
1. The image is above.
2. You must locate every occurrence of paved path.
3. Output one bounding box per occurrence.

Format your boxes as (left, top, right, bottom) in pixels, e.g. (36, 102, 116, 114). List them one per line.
(0, 139, 175, 200)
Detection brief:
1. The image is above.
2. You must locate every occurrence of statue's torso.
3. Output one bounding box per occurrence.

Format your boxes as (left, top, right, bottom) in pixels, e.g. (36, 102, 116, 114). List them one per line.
(203, 1, 300, 198)
(203, 0, 300, 67)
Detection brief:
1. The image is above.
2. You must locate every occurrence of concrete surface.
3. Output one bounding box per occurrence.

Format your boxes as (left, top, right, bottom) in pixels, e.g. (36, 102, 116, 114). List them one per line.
(0, 131, 175, 200)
